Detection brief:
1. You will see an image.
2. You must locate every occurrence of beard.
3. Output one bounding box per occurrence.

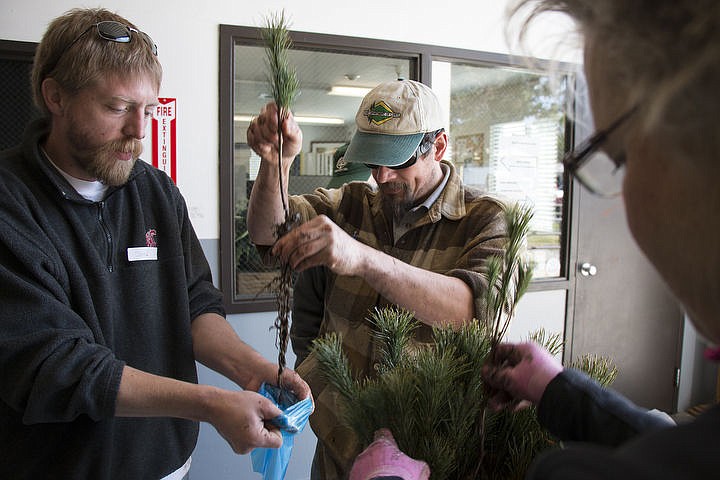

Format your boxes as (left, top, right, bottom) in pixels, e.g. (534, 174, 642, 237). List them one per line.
(379, 182, 414, 221)
(85, 138, 143, 187)
(66, 120, 143, 187)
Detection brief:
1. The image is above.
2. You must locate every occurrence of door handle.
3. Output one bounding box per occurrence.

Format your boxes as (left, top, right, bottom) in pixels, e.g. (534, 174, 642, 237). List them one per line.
(580, 262, 598, 276)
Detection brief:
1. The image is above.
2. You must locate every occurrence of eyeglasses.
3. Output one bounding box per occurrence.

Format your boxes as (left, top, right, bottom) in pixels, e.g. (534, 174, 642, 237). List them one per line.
(365, 129, 444, 171)
(49, 21, 157, 73)
(563, 106, 637, 198)
(365, 152, 419, 171)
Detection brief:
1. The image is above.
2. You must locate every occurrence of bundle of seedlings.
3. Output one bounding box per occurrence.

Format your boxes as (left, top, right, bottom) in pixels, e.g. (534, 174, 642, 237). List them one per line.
(311, 202, 618, 479)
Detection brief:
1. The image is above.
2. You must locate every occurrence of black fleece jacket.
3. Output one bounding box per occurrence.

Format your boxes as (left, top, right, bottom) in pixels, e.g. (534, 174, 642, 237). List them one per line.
(0, 119, 224, 479)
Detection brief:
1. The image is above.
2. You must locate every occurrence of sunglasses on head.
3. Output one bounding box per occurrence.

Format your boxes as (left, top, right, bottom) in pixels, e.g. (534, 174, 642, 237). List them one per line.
(364, 129, 444, 171)
(73, 20, 157, 54)
(49, 20, 157, 73)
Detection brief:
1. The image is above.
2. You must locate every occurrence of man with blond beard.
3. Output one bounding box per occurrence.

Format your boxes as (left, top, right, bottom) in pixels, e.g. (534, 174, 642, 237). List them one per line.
(0, 8, 310, 480)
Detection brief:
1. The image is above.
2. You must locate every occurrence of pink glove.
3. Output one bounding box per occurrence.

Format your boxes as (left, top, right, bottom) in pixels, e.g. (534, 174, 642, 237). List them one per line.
(481, 341, 563, 410)
(349, 428, 430, 480)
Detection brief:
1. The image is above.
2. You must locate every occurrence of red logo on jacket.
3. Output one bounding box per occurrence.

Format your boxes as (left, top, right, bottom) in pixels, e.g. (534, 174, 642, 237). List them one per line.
(145, 229, 157, 247)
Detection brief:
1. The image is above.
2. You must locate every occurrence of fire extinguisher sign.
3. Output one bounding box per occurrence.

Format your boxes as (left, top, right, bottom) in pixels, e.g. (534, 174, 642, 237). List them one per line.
(152, 97, 177, 183)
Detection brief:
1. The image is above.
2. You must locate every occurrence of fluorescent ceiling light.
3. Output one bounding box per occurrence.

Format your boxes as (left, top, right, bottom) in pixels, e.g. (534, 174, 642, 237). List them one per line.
(328, 85, 372, 97)
(295, 116, 345, 125)
(234, 115, 344, 125)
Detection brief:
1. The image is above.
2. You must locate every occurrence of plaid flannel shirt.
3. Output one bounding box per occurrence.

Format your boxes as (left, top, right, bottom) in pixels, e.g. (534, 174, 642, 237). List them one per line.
(290, 160, 509, 478)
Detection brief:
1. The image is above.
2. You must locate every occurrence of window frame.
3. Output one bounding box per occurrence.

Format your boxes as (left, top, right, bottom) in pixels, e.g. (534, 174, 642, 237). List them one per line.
(218, 24, 578, 314)
(0, 39, 37, 60)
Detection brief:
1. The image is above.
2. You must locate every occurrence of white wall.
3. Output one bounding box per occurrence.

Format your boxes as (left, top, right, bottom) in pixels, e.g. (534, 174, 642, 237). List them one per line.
(1, 0, 579, 240)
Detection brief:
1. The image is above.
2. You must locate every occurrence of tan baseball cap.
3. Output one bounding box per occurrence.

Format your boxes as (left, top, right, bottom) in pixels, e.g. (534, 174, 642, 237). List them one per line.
(344, 79, 445, 167)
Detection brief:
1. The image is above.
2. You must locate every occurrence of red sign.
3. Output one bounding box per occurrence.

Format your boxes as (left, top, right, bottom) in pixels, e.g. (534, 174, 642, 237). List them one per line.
(152, 97, 177, 183)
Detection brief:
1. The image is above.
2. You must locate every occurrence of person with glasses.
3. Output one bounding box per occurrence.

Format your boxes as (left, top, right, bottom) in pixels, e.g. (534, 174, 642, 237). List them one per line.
(246, 79, 510, 478)
(0, 8, 311, 480)
(482, 1, 720, 478)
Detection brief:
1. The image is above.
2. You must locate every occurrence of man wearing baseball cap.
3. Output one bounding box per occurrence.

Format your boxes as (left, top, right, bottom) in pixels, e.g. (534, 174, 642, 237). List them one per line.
(247, 79, 509, 479)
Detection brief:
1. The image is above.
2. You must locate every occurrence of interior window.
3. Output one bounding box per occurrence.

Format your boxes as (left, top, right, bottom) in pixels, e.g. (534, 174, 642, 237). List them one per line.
(219, 26, 572, 313)
(433, 61, 568, 279)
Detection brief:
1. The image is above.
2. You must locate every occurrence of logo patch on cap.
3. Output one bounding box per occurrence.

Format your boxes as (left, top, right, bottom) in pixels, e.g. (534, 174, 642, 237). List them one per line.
(363, 101, 401, 126)
(334, 157, 350, 173)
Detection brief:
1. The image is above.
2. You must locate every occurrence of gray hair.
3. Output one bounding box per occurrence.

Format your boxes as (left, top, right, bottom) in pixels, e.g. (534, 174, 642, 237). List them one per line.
(509, 0, 720, 159)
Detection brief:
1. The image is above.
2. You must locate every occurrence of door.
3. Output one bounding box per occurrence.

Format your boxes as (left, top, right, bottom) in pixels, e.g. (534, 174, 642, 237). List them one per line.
(565, 83, 684, 413)
(569, 181, 684, 412)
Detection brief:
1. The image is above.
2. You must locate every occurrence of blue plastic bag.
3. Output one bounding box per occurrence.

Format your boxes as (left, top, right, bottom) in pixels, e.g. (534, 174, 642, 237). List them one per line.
(251, 383, 313, 480)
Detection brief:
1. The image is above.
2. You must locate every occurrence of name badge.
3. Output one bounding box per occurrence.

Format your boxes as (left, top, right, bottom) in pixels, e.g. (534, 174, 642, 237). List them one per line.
(127, 247, 158, 262)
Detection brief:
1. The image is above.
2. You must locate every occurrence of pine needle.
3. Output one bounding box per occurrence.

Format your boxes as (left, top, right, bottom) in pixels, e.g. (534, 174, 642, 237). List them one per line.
(311, 332, 357, 401)
(368, 306, 418, 374)
(261, 10, 299, 114)
(260, 9, 299, 220)
(570, 354, 618, 387)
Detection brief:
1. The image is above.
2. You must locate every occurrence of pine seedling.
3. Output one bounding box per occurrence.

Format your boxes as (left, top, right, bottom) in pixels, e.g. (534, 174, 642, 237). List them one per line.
(571, 353, 618, 387)
(261, 10, 300, 388)
(482, 201, 535, 352)
(310, 200, 619, 478)
(369, 306, 418, 374)
(312, 332, 357, 401)
(312, 306, 618, 479)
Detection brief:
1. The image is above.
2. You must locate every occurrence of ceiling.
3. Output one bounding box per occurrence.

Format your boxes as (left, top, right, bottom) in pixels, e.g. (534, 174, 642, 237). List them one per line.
(233, 44, 529, 126)
(234, 46, 412, 125)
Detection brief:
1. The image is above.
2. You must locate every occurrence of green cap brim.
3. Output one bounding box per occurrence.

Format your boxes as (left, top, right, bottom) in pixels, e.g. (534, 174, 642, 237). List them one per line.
(344, 130, 423, 167)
